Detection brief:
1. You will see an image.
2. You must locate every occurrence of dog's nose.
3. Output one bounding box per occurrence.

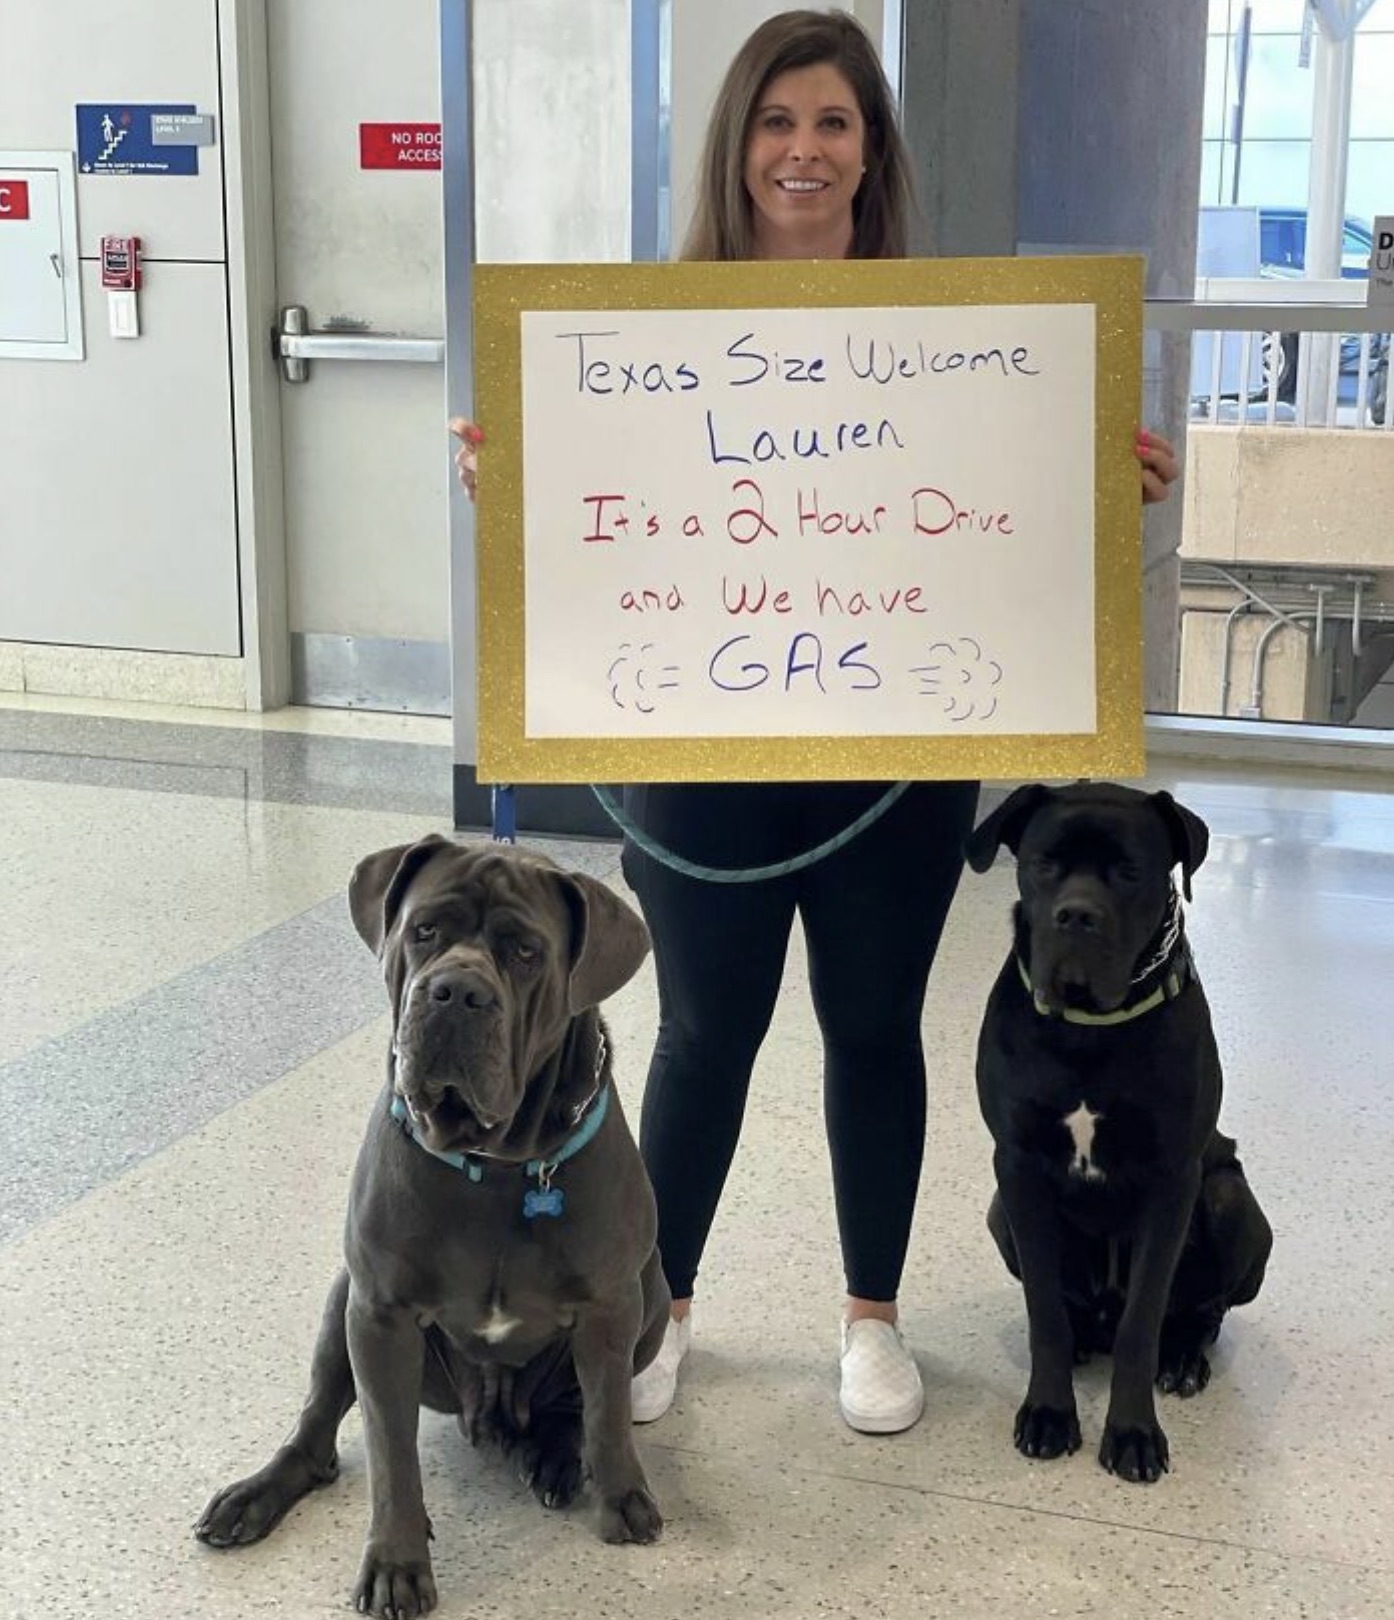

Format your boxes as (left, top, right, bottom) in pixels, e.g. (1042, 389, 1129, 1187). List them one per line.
(421, 967, 498, 1010)
(1053, 898, 1103, 933)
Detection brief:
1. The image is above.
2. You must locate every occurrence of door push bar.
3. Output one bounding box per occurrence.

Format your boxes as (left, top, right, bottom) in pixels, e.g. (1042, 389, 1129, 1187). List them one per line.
(275, 305, 445, 383)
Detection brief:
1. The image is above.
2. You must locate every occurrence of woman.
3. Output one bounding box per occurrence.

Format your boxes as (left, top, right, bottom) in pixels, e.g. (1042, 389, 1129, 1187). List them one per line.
(452, 9, 1178, 1436)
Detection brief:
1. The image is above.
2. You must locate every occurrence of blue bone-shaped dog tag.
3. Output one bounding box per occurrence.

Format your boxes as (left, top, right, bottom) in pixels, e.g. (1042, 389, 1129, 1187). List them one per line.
(523, 1186, 565, 1219)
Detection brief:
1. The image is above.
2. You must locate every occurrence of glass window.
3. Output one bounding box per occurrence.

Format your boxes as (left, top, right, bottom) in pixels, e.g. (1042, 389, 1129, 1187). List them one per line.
(1209, 0, 1309, 32)
(1180, 0, 1394, 742)
(1245, 0, 1314, 32)
(1239, 34, 1316, 139)
(1350, 32, 1394, 139)
(1200, 141, 1225, 205)
(1348, 139, 1394, 223)
(1203, 36, 1232, 141)
(1233, 139, 1313, 208)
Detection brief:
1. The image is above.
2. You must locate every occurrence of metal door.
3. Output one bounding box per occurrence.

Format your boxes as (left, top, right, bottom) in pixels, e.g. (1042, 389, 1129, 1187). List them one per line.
(0, 1, 240, 659)
(266, 0, 450, 712)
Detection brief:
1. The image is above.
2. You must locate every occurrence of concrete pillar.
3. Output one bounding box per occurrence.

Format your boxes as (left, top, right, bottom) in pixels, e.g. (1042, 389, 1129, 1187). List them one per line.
(903, 0, 1210, 714)
(901, 0, 1021, 258)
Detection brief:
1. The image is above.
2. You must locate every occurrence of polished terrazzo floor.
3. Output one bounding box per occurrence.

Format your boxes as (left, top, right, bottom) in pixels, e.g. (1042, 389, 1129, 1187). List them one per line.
(1, 695, 1390, 1619)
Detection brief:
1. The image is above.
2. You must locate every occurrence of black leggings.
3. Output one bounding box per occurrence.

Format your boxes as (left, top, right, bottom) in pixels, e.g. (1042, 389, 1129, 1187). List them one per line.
(621, 779, 979, 1303)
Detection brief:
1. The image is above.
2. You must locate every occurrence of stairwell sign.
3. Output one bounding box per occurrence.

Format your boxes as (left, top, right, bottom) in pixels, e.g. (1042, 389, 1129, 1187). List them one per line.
(76, 105, 200, 175)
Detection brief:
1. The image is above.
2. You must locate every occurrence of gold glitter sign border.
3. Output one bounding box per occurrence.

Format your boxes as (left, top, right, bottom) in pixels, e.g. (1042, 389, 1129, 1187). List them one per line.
(473, 256, 1144, 784)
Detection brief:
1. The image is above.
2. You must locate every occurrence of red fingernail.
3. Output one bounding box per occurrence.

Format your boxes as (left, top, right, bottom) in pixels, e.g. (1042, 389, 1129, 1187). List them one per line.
(465, 425, 484, 445)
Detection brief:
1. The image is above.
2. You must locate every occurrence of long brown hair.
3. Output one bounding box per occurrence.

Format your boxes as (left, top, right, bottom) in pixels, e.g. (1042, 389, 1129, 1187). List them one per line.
(681, 9, 913, 263)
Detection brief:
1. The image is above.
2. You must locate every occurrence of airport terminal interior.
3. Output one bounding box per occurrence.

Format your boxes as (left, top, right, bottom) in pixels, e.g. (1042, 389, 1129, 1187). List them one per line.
(2, 693, 1391, 1618)
(4, 2, 1393, 1617)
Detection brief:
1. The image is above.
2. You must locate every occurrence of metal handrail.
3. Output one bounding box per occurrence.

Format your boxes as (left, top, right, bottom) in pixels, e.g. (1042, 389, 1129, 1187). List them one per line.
(1149, 276, 1390, 332)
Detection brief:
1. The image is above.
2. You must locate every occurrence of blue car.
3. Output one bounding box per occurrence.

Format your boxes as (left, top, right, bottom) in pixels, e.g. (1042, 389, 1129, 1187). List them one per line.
(1257, 207, 1389, 419)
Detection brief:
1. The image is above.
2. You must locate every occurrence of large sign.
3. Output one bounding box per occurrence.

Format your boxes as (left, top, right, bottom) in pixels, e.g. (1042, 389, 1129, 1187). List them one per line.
(473, 257, 1144, 783)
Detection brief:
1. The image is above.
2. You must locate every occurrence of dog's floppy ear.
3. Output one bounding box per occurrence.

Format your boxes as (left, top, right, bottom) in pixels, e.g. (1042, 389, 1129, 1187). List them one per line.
(1149, 792, 1209, 901)
(554, 870, 651, 1012)
(349, 834, 453, 956)
(965, 784, 1052, 873)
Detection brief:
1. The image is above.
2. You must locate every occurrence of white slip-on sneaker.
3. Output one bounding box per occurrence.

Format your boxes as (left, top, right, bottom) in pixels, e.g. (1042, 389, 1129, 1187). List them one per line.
(631, 1313, 692, 1423)
(839, 1318, 925, 1434)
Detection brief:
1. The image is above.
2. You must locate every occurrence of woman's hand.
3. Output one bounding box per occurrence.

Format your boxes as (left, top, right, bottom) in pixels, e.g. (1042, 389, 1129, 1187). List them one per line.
(449, 417, 483, 501)
(1136, 428, 1179, 505)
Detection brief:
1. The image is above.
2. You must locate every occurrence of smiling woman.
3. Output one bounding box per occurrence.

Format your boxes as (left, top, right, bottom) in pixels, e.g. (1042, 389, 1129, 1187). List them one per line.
(741, 61, 868, 260)
(620, 10, 981, 1444)
(450, 7, 1177, 1448)
(680, 9, 913, 264)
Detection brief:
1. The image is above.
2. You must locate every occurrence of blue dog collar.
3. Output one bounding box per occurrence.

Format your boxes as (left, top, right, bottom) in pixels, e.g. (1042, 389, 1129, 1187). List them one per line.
(390, 1084, 611, 1220)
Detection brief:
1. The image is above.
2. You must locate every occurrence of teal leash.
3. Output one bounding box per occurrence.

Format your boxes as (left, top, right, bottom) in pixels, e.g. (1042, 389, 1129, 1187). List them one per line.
(588, 782, 913, 884)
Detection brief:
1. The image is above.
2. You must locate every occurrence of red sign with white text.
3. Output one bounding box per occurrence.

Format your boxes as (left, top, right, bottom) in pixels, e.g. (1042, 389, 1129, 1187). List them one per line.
(359, 123, 442, 170)
(0, 179, 32, 219)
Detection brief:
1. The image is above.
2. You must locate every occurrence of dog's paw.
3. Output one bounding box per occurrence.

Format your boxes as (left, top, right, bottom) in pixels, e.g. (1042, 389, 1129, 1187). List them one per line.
(1156, 1346, 1212, 1399)
(352, 1547, 437, 1617)
(1013, 1401, 1081, 1460)
(194, 1449, 338, 1547)
(598, 1486, 663, 1545)
(1098, 1420, 1170, 1483)
(520, 1432, 585, 1511)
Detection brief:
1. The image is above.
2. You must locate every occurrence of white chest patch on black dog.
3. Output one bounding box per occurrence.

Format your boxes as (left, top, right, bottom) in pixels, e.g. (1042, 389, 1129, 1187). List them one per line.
(477, 1307, 521, 1344)
(1063, 1102, 1105, 1181)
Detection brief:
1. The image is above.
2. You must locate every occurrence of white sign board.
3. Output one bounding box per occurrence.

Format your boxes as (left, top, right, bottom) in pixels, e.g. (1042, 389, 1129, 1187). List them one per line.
(475, 258, 1144, 783)
(1369, 216, 1394, 312)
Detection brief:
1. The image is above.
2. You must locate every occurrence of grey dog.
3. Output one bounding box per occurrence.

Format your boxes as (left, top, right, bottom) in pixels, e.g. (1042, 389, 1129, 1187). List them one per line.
(196, 836, 669, 1617)
(967, 783, 1272, 1484)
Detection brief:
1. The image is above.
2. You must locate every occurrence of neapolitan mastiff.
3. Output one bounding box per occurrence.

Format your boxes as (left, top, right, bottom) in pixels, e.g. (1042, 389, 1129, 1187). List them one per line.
(196, 836, 669, 1617)
(967, 783, 1272, 1483)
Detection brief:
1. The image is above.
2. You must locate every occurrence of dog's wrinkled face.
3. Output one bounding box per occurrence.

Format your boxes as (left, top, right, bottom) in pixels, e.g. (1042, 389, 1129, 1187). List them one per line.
(348, 837, 650, 1155)
(388, 853, 575, 1151)
(967, 785, 1209, 1016)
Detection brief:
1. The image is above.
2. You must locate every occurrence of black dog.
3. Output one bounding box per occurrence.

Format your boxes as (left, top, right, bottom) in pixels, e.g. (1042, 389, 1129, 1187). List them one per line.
(967, 783, 1271, 1483)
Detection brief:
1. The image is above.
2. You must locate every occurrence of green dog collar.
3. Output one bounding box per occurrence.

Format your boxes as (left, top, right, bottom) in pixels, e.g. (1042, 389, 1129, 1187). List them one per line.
(1016, 956, 1187, 1026)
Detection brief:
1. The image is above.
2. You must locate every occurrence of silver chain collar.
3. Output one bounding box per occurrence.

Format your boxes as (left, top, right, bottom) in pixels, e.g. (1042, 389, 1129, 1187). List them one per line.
(1129, 886, 1183, 986)
(569, 1028, 607, 1124)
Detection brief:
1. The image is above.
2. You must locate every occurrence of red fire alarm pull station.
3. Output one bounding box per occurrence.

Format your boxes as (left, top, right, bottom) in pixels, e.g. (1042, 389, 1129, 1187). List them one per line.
(100, 234, 141, 290)
(100, 234, 142, 337)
